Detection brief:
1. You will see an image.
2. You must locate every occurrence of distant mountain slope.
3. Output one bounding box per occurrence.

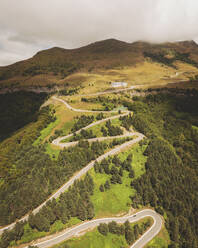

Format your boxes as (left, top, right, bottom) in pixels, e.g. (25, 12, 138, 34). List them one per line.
(0, 39, 198, 88)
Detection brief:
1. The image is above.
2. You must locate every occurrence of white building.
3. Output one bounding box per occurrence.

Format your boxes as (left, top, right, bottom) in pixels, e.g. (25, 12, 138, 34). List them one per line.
(111, 82, 128, 88)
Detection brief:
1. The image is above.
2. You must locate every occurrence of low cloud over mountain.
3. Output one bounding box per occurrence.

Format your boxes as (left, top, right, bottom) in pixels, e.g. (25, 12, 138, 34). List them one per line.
(1, 0, 198, 65)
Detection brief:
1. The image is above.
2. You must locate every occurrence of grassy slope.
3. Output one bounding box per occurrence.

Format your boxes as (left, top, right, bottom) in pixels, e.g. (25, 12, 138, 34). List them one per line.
(13, 218, 81, 246)
(146, 226, 170, 248)
(10, 139, 137, 246)
(38, 97, 103, 155)
(1, 39, 198, 90)
(192, 125, 198, 132)
(33, 115, 60, 145)
(6, 93, 171, 247)
(51, 218, 152, 248)
(45, 143, 60, 160)
(68, 100, 104, 110)
(91, 143, 147, 217)
(65, 61, 198, 95)
(86, 117, 122, 138)
(57, 229, 128, 248)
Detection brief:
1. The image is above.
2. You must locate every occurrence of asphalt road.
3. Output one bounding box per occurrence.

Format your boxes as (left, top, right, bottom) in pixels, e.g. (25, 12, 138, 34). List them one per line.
(78, 86, 136, 97)
(53, 96, 120, 113)
(0, 88, 163, 248)
(0, 99, 144, 235)
(52, 110, 131, 147)
(25, 209, 162, 248)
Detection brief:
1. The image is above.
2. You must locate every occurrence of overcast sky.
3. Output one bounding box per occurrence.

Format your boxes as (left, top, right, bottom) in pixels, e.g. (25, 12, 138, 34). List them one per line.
(1, 0, 198, 66)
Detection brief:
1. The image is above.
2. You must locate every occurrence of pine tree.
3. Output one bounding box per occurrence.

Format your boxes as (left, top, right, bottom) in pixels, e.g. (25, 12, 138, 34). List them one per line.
(78, 204, 87, 221)
(129, 169, 135, 178)
(104, 180, 110, 190)
(99, 184, 104, 192)
(87, 203, 95, 219)
(98, 223, 109, 236)
(119, 168, 123, 177)
(134, 224, 139, 239)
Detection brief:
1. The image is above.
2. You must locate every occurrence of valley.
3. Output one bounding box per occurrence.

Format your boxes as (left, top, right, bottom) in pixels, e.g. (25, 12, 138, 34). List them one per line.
(0, 39, 198, 248)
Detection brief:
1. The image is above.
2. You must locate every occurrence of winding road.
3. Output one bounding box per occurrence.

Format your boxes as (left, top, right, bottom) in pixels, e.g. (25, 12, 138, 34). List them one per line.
(25, 209, 162, 248)
(1, 88, 163, 248)
(53, 96, 120, 113)
(78, 86, 136, 97)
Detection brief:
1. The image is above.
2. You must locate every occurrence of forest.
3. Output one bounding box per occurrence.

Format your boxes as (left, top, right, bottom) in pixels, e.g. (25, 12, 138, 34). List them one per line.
(101, 120, 123, 136)
(97, 219, 152, 245)
(124, 90, 198, 247)
(0, 138, 108, 226)
(1, 88, 198, 248)
(0, 173, 95, 248)
(94, 153, 135, 189)
(0, 91, 111, 227)
(0, 91, 48, 142)
(143, 51, 198, 68)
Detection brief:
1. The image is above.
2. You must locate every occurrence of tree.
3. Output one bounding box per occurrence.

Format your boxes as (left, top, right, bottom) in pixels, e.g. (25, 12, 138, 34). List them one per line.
(28, 213, 35, 229)
(129, 169, 135, 178)
(41, 206, 56, 224)
(99, 184, 104, 192)
(0, 230, 11, 248)
(101, 126, 108, 136)
(13, 221, 24, 241)
(119, 168, 123, 177)
(96, 113, 104, 120)
(60, 210, 69, 224)
(104, 180, 110, 190)
(112, 155, 121, 167)
(108, 221, 120, 234)
(124, 221, 135, 245)
(87, 203, 95, 219)
(127, 154, 132, 163)
(29, 212, 50, 232)
(77, 203, 87, 221)
(98, 223, 109, 236)
(110, 165, 119, 175)
(134, 224, 139, 239)
(111, 174, 122, 184)
(34, 213, 50, 232)
(94, 161, 100, 173)
(171, 218, 179, 243)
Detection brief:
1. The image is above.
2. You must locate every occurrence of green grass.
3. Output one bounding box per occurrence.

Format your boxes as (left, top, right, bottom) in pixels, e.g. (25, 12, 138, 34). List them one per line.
(45, 143, 60, 159)
(33, 117, 60, 146)
(192, 125, 198, 132)
(52, 218, 152, 248)
(146, 236, 168, 248)
(60, 119, 76, 135)
(60, 117, 123, 143)
(146, 227, 170, 248)
(50, 218, 81, 234)
(86, 117, 122, 138)
(113, 105, 128, 111)
(90, 169, 132, 217)
(12, 218, 82, 246)
(10, 223, 47, 245)
(53, 227, 128, 248)
(111, 117, 122, 126)
(119, 143, 147, 178)
(91, 143, 147, 217)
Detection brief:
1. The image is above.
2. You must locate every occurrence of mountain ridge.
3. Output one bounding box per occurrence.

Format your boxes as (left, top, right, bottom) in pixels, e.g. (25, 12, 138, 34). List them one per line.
(0, 39, 198, 88)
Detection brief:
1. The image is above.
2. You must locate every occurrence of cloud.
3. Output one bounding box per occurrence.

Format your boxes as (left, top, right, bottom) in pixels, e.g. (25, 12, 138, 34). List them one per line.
(0, 0, 198, 65)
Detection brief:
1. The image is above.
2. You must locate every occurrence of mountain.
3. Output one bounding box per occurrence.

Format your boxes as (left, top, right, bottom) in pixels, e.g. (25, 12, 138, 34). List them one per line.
(0, 39, 198, 88)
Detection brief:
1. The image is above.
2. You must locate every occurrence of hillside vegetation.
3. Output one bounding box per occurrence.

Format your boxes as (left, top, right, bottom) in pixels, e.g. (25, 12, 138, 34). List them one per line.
(0, 92, 48, 142)
(124, 89, 198, 247)
(1, 39, 198, 90)
(1, 40, 198, 247)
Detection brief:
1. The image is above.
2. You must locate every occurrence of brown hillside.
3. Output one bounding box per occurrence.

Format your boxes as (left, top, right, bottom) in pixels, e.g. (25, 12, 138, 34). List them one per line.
(0, 39, 198, 88)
